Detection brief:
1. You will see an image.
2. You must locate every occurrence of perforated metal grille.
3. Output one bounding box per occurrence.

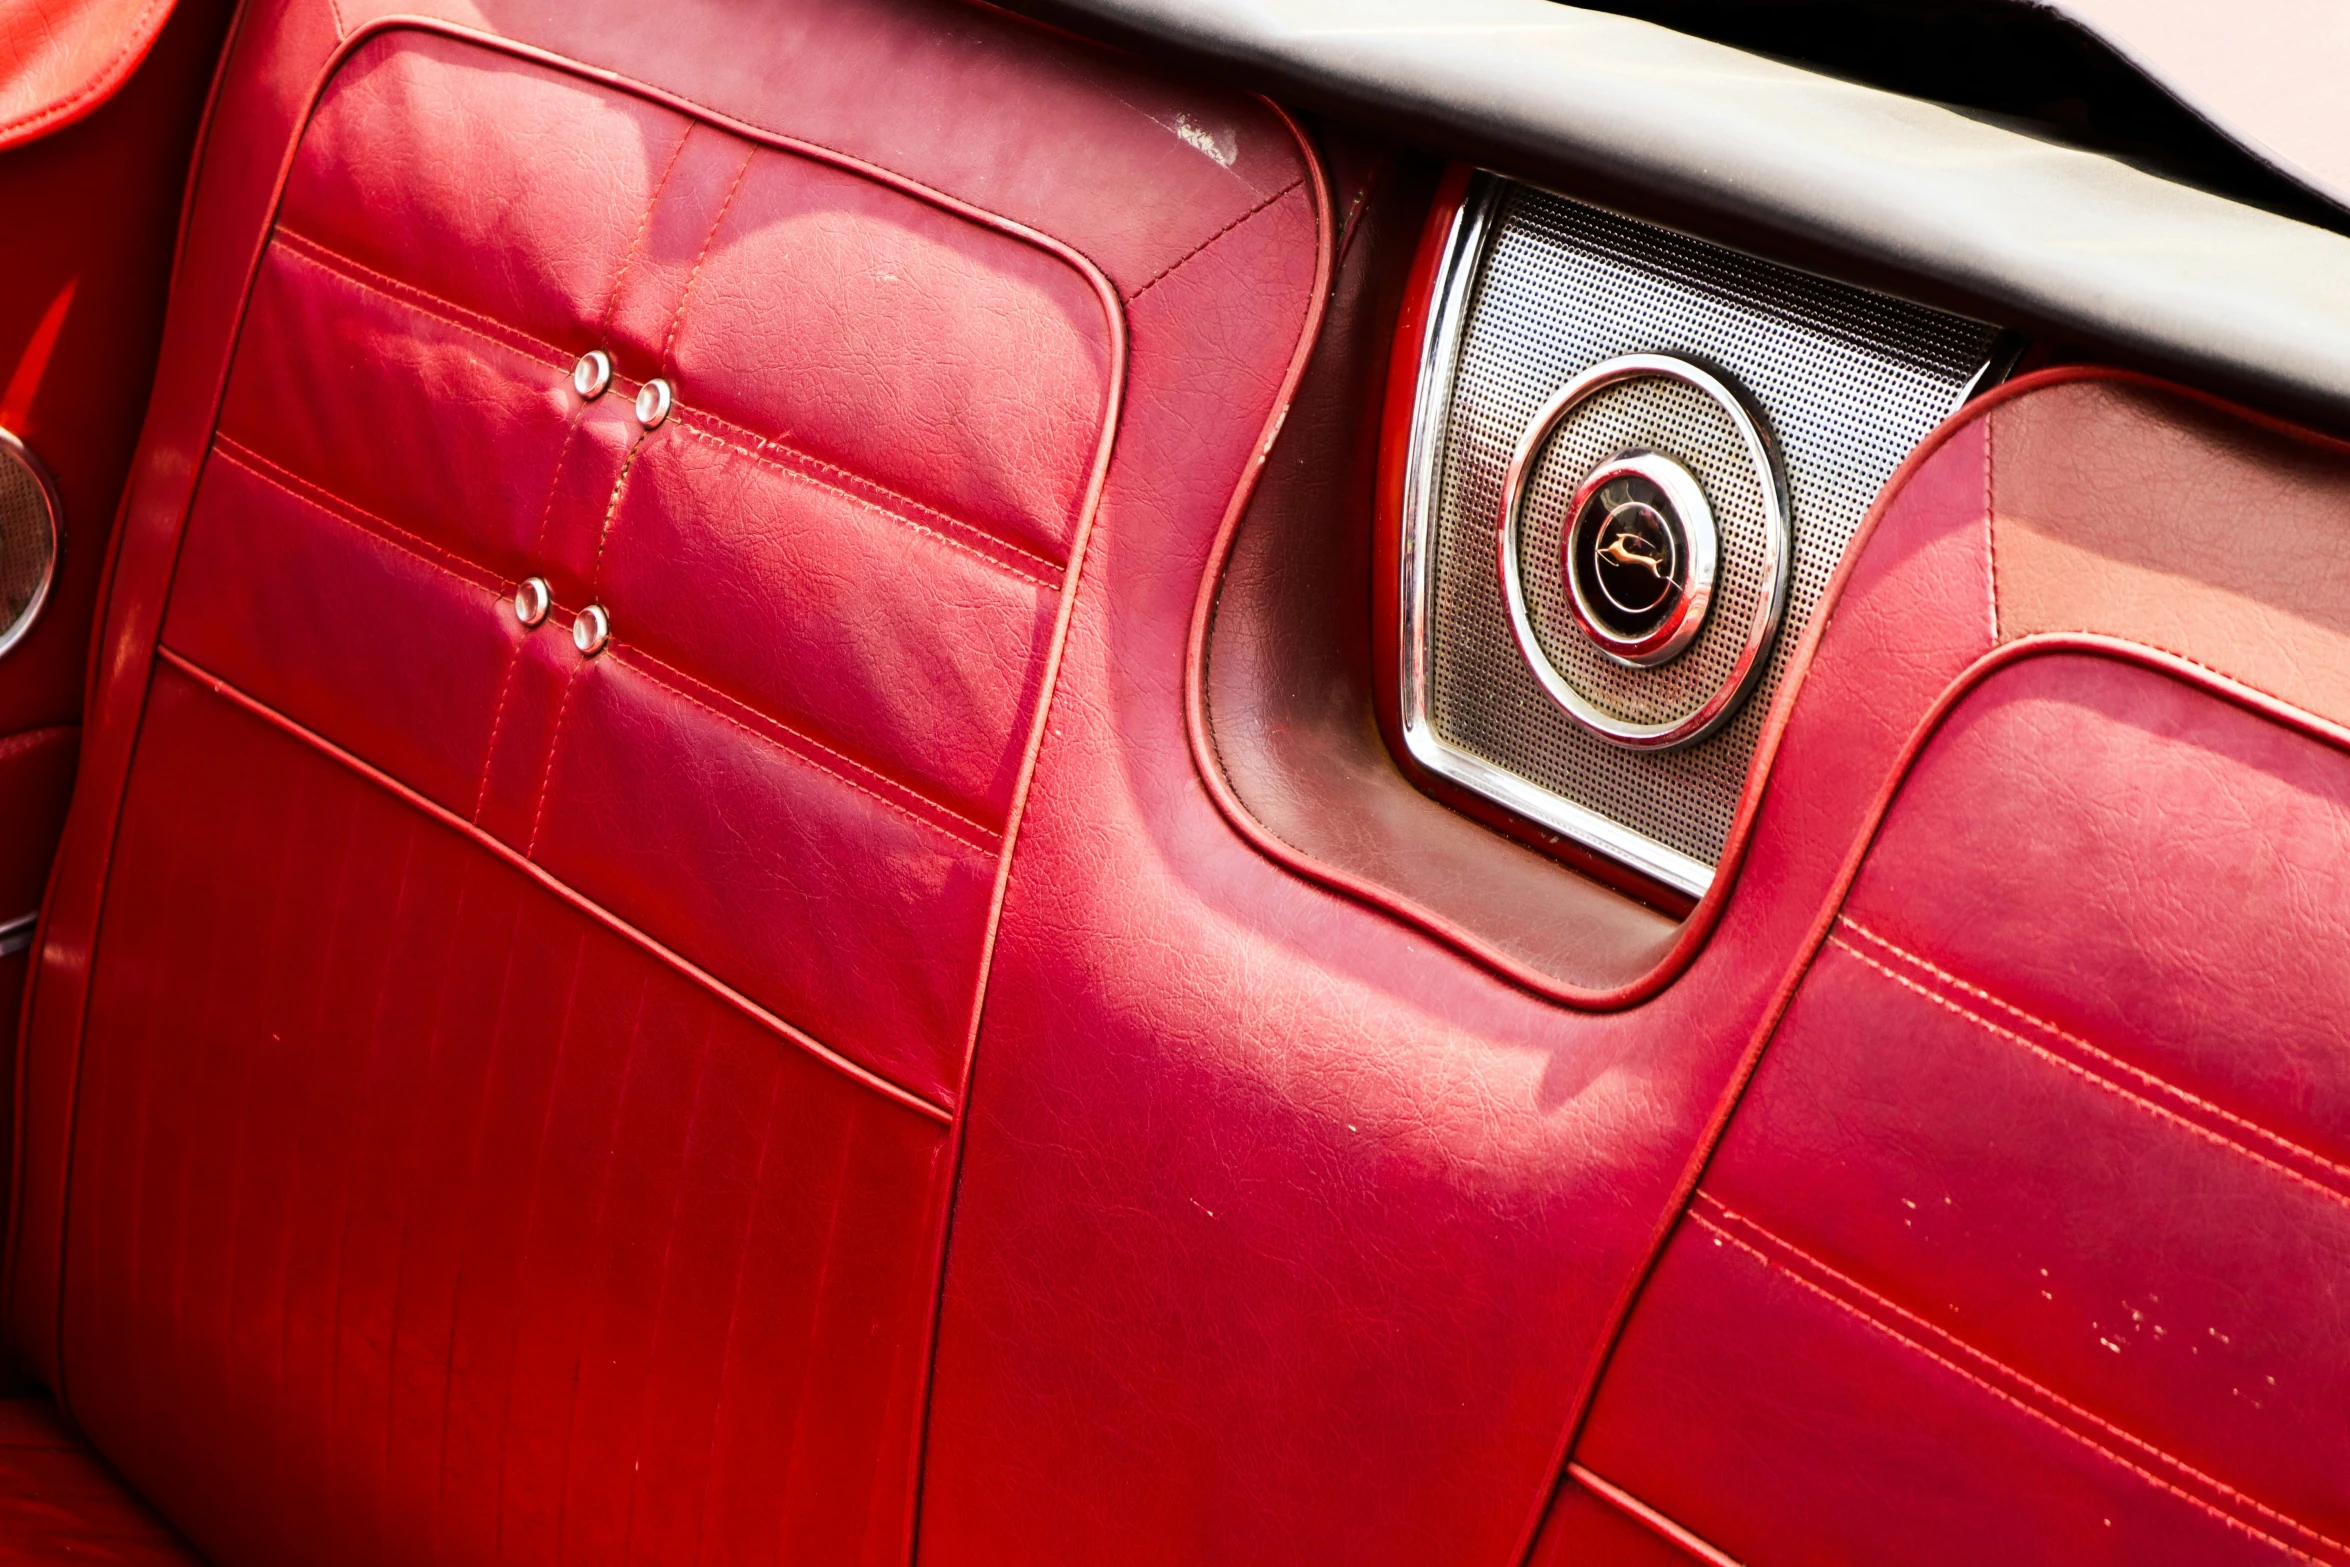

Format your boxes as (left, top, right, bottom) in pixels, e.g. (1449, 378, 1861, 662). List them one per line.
(1419, 183, 1999, 874)
(0, 443, 55, 642)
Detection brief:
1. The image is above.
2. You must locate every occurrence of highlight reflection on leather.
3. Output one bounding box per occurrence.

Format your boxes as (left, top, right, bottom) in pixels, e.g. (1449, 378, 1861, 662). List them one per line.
(165, 30, 1119, 1106)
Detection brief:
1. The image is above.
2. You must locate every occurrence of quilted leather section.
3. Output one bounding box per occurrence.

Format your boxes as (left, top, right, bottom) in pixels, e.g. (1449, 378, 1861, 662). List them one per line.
(1582, 651, 2350, 1563)
(61, 667, 947, 1565)
(164, 30, 1115, 1104)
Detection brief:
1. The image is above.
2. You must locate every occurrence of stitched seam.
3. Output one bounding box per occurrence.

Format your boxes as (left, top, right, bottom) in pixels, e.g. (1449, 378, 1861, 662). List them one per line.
(681, 406, 1066, 572)
(1690, 1202, 2338, 1560)
(1828, 934, 2350, 1211)
(1837, 916, 2350, 1190)
(271, 230, 569, 365)
(585, 436, 648, 590)
(524, 668, 582, 858)
(210, 439, 493, 592)
(659, 148, 756, 366)
(474, 647, 527, 821)
(618, 651, 998, 852)
(1984, 409, 2000, 641)
(1128, 176, 1305, 300)
(527, 417, 584, 561)
(324, 0, 346, 39)
(599, 123, 697, 330)
(157, 645, 948, 1122)
(673, 425, 1059, 590)
(0, 0, 172, 143)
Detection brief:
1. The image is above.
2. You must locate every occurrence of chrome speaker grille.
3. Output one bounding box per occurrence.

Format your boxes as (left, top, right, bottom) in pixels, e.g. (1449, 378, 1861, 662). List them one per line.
(1399, 179, 2001, 897)
(0, 432, 58, 661)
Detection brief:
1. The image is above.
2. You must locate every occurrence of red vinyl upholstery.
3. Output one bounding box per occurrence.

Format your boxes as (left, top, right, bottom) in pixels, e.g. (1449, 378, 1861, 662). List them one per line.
(0, 1399, 192, 1563)
(4, 0, 1323, 1561)
(1564, 373, 2350, 1563)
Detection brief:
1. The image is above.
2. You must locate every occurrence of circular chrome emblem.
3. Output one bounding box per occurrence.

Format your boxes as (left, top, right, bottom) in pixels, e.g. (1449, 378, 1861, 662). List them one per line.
(1562, 450, 1716, 667)
(1497, 354, 1790, 751)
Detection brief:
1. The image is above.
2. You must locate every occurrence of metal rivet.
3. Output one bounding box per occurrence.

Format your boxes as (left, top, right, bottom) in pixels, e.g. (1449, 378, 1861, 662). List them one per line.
(514, 576, 552, 628)
(573, 603, 610, 657)
(572, 349, 612, 401)
(635, 377, 673, 430)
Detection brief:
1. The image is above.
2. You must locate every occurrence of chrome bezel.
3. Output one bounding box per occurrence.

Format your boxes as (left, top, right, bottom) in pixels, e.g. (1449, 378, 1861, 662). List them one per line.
(1396, 181, 1718, 899)
(1495, 353, 1788, 750)
(0, 428, 60, 665)
(1539, 445, 1718, 669)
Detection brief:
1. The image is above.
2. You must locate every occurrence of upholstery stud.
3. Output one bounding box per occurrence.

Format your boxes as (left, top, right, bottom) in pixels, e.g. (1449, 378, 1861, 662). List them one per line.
(572, 602, 610, 656)
(635, 376, 673, 429)
(571, 348, 611, 400)
(513, 575, 552, 627)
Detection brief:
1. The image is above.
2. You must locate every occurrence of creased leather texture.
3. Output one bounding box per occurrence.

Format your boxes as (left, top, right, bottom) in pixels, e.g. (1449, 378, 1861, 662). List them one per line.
(1568, 369, 2350, 1565)
(5, 0, 1339, 1561)
(161, 28, 1120, 1105)
(0, 1397, 194, 1562)
(0, 0, 179, 151)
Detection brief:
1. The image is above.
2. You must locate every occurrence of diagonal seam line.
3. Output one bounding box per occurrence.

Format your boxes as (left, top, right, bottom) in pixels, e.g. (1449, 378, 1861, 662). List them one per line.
(672, 425, 1060, 590)
(617, 650, 1000, 853)
(1689, 1198, 2339, 1562)
(1128, 176, 1306, 300)
(209, 438, 497, 593)
(153, 646, 953, 1125)
(271, 229, 571, 365)
(681, 405, 1070, 574)
(1828, 926, 2350, 1206)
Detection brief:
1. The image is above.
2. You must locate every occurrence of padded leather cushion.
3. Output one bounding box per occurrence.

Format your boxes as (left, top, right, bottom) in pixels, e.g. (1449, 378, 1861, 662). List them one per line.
(1569, 370, 2350, 1564)
(167, 27, 1119, 1106)
(0, 1398, 194, 1563)
(8, 0, 1331, 1562)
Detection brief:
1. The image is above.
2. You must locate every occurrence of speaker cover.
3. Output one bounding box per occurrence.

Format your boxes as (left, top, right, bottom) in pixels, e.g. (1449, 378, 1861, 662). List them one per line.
(0, 430, 58, 662)
(1396, 177, 2004, 898)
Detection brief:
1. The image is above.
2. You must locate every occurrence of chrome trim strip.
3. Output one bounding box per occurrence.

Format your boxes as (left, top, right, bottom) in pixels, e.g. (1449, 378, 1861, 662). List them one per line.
(1395, 178, 1718, 900)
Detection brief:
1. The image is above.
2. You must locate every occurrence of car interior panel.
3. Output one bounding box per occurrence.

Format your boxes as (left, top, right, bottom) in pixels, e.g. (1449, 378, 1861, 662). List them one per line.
(0, 0, 2341, 1562)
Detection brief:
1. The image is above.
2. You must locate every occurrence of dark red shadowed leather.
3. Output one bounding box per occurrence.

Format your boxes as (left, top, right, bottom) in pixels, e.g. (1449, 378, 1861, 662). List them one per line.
(3, 0, 1331, 1560)
(0, 1398, 193, 1562)
(1558, 370, 2350, 1564)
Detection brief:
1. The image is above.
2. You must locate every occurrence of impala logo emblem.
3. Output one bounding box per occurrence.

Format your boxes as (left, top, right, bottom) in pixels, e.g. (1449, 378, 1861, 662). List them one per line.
(1595, 528, 1669, 579)
(1556, 448, 1719, 668)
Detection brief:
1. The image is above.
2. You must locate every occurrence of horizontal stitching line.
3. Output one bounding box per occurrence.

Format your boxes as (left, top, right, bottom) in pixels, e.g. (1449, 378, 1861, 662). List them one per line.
(672, 425, 1060, 590)
(1827, 934, 2350, 1213)
(615, 648, 999, 853)
(261, 235, 1082, 582)
(270, 229, 570, 366)
(1838, 916, 2350, 1188)
(209, 438, 498, 595)
(1689, 1203, 2333, 1561)
(677, 410, 1066, 579)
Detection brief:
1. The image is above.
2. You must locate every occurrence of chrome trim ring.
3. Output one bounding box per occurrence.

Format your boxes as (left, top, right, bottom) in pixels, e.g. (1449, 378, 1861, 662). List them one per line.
(1556, 448, 1717, 667)
(1496, 354, 1789, 752)
(0, 428, 60, 665)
